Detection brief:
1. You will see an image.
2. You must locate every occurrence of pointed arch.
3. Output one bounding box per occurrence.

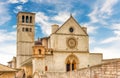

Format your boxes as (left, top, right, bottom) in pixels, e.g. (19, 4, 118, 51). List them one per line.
(65, 54, 79, 71)
(65, 54, 79, 64)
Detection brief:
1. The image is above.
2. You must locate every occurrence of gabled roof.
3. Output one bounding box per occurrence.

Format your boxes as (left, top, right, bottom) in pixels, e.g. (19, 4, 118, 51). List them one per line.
(54, 15, 88, 36)
(0, 64, 16, 72)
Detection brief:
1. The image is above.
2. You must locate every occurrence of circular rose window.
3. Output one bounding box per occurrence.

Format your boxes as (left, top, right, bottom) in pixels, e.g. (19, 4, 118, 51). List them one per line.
(67, 38, 77, 48)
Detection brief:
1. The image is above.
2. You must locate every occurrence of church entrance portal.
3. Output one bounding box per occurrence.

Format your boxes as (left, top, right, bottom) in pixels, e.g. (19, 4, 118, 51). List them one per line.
(65, 54, 79, 72)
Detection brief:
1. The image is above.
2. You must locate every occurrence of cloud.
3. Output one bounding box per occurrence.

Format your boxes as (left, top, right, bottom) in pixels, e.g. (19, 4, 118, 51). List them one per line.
(101, 36, 120, 44)
(101, 23, 120, 44)
(88, 0, 118, 24)
(112, 24, 120, 30)
(114, 30, 120, 36)
(35, 11, 71, 36)
(52, 12, 70, 24)
(0, 30, 16, 65)
(12, 25, 17, 29)
(0, 44, 16, 65)
(92, 22, 120, 59)
(8, 0, 28, 4)
(100, 0, 118, 16)
(89, 37, 96, 44)
(8, 0, 18, 3)
(0, 30, 16, 42)
(111, 23, 120, 36)
(0, 2, 11, 25)
(20, 0, 28, 3)
(31, 0, 73, 12)
(92, 41, 120, 59)
(31, 0, 65, 4)
(35, 12, 52, 35)
(13, 5, 23, 13)
(82, 23, 98, 34)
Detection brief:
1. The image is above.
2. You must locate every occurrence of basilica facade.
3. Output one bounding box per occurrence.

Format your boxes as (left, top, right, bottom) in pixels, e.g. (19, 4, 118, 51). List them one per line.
(8, 12, 105, 78)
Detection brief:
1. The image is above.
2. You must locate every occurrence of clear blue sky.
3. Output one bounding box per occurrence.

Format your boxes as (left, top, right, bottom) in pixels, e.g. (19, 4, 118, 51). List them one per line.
(0, 0, 120, 65)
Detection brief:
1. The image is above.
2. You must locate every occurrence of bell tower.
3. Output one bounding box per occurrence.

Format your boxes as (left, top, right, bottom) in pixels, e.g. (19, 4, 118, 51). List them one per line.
(17, 12, 35, 68)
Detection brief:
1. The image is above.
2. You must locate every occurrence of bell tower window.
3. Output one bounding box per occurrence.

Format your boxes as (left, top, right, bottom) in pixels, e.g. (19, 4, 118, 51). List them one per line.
(22, 15, 24, 23)
(26, 28, 28, 32)
(26, 16, 29, 23)
(30, 16, 32, 23)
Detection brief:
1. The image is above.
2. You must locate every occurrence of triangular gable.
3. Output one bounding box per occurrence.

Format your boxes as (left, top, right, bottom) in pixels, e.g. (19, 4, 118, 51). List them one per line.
(55, 16, 88, 36)
(0, 64, 16, 72)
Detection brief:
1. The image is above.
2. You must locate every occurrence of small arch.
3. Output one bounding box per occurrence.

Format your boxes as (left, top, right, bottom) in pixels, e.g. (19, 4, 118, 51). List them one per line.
(26, 16, 29, 23)
(22, 15, 24, 23)
(30, 16, 32, 23)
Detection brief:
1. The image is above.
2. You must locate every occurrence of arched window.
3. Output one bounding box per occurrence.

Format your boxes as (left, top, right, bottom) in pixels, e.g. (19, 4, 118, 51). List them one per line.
(26, 28, 28, 32)
(65, 54, 79, 72)
(22, 15, 24, 23)
(38, 49, 41, 54)
(26, 16, 29, 23)
(30, 16, 32, 23)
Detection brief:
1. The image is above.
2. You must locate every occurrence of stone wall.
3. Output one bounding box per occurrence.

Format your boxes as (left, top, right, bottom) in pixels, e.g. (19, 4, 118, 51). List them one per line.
(44, 60, 120, 78)
(0, 72, 16, 78)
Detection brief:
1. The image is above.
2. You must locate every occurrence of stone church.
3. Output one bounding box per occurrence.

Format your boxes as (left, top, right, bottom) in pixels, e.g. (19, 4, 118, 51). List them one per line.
(14, 12, 103, 78)
(8, 12, 120, 78)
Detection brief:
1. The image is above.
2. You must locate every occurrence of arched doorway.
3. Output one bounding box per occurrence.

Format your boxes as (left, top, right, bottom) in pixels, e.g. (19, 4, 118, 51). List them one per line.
(65, 54, 79, 72)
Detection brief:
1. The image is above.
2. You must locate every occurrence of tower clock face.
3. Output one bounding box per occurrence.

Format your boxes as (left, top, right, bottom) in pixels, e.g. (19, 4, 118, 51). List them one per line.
(67, 38, 77, 48)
